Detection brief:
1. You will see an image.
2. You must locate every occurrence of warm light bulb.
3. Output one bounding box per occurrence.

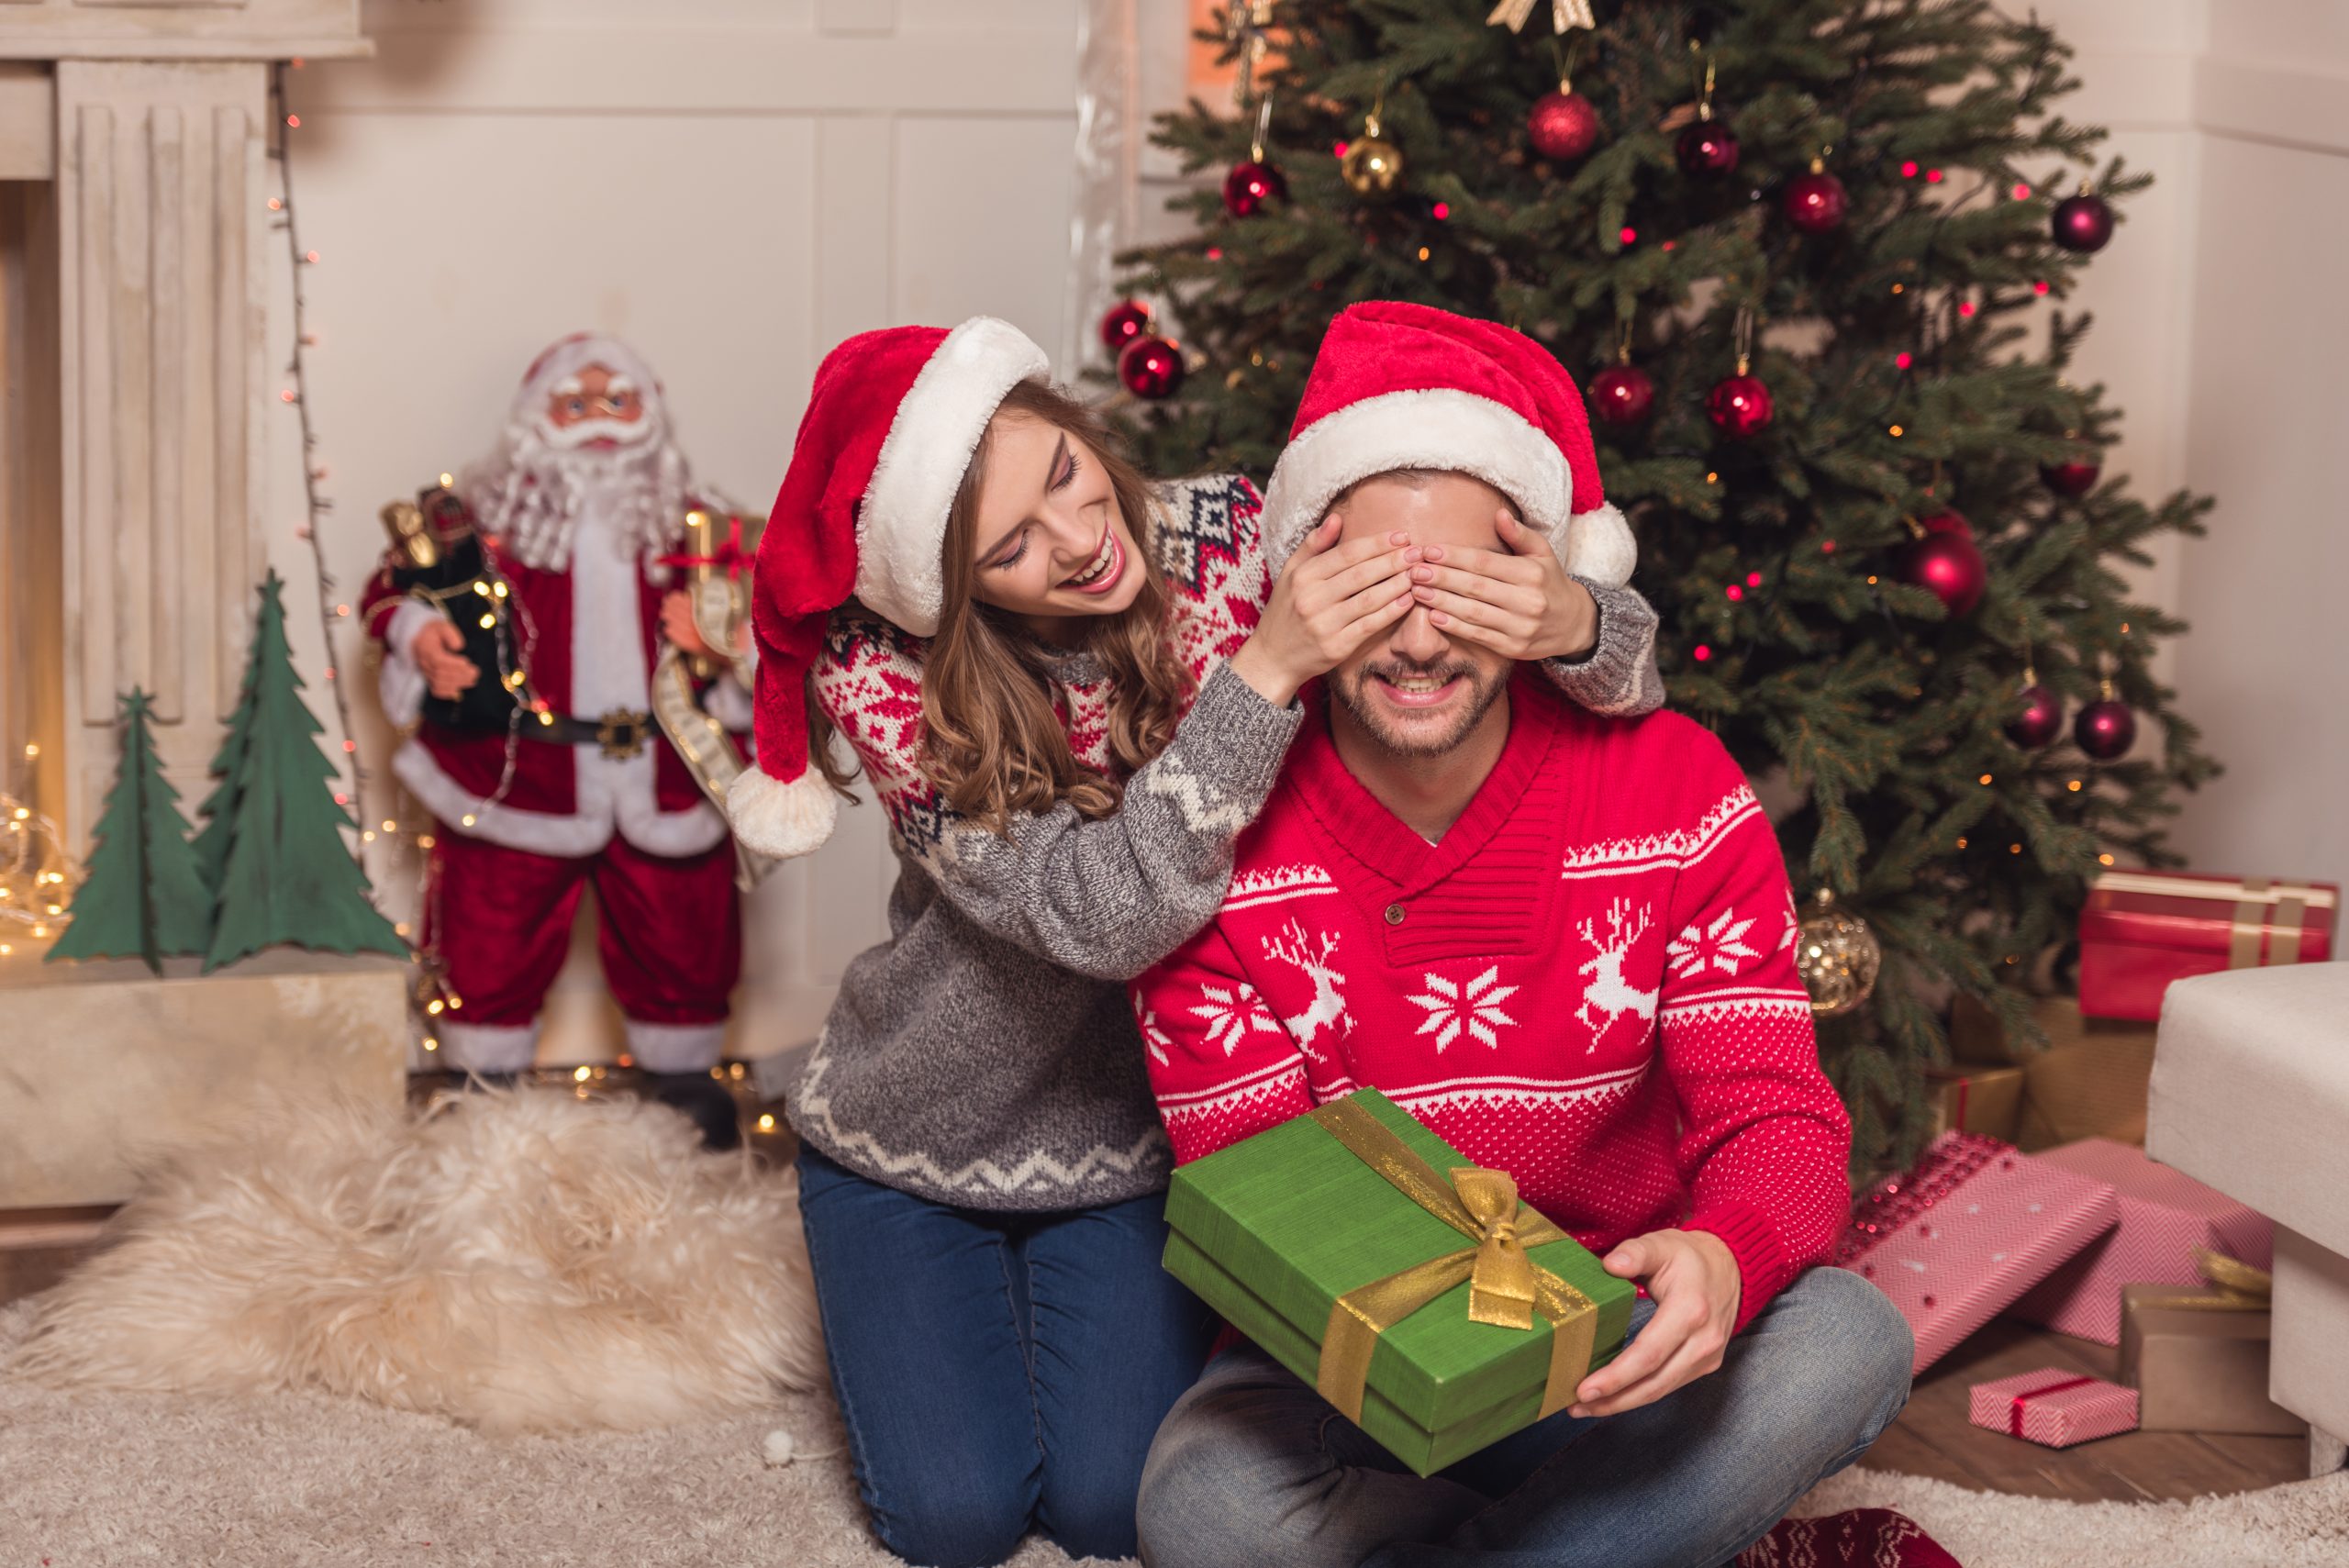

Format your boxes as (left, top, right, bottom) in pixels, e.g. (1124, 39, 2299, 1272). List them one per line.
(757, 1114, 776, 1132)
(478, 614, 496, 629)
(461, 814, 477, 828)
(574, 1065, 592, 1082)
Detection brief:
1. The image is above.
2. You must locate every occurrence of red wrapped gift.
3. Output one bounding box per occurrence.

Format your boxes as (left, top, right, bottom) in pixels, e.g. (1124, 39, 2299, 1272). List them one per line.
(1969, 1367, 2139, 1448)
(1832, 1131, 2120, 1374)
(2079, 871, 2337, 1021)
(2007, 1138, 2274, 1345)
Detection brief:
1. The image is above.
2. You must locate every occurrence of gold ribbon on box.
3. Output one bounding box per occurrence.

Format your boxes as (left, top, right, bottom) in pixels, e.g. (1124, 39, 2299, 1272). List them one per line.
(2091, 871, 2333, 970)
(2132, 1247, 2274, 1314)
(1308, 1098, 1599, 1426)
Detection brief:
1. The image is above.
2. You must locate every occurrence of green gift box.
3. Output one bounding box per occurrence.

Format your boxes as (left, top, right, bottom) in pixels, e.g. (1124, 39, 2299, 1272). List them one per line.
(1163, 1089, 1635, 1476)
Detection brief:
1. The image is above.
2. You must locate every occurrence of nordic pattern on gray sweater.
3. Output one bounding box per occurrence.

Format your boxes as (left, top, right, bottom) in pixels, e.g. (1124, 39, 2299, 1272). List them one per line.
(794, 474, 1664, 1210)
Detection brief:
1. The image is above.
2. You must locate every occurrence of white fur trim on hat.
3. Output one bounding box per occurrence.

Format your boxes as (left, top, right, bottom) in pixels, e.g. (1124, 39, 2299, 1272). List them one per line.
(1259, 388, 1635, 590)
(724, 765, 841, 862)
(856, 317, 1052, 638)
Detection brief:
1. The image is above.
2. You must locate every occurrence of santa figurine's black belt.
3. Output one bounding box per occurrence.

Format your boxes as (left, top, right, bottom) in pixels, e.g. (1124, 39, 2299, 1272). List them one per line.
(516, 707, 655, 761)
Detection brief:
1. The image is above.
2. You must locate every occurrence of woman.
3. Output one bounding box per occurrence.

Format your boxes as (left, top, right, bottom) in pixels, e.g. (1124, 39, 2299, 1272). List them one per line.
(729, 317, 1660, 1568)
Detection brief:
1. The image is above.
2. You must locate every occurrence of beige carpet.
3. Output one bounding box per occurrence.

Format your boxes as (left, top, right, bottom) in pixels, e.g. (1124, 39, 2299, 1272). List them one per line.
(6, 1298, 2342, 1566)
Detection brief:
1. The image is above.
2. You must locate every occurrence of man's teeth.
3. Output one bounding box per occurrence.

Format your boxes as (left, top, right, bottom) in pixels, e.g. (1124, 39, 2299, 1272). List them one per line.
(1069, 531, 1116, 586)
(1385, 675, 1451, 693)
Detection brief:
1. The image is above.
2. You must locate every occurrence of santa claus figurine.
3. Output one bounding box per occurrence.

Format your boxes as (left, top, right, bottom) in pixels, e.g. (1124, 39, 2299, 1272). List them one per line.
(362, 333, 751, 1148)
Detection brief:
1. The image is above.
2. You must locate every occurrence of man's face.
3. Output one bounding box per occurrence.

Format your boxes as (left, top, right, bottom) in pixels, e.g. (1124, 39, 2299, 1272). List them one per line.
(1326, 473, 1517, 757)
(541, 363, 649, 450)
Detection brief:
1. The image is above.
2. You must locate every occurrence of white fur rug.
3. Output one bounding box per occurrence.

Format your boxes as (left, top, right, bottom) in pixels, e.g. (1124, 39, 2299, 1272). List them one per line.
(11, 1087, 824, 1432)
(5, 1088, 2341, 1565)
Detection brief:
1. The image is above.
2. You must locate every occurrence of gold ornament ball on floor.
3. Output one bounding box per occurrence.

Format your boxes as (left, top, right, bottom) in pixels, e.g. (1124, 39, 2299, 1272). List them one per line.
(1341, 130, 1406, 198)
(1795, 888, 1881, 1017)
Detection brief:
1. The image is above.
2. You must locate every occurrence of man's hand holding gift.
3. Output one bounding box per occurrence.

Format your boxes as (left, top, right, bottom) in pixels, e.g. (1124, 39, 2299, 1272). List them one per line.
(1569, 1229, 1743, 1418)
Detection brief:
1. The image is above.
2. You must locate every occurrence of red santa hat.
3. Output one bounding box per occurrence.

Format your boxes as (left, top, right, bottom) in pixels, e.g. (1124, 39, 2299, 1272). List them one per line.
(728, 317, 1050, 861)
(1259, 303, 1636, 588)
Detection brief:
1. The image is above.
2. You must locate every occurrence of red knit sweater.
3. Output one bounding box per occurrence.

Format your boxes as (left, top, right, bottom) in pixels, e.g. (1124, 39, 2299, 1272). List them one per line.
(1133, 673, 1852, 1329)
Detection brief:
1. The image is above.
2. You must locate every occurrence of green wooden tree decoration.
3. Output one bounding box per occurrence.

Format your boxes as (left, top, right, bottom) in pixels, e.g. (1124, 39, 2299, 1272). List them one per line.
(190, 641, 259, 895)
(46, 689, 216, 973)
(203, 572, 406, 972)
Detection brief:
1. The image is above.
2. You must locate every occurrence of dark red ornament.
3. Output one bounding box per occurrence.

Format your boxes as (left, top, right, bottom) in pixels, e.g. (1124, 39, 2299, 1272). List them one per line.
(2052, 191, 2114, 253)
(1783, 165, 1848, 234)
(1675, 117, 1741, 179)
(2006, 682, 2065, 750)
(1589, 362, 1656, 427)
(1528, 90, 1602, 162)
(1903, 510, 1987, 617)
(1097, 300, 1152, 352)
(2075, 694, 2136, 761)
(2041, 459, 2101, 497)
(1221, 159, 1286, 218)
(1706, 371, 1773, 439)
(1117, 334, 1185, 400)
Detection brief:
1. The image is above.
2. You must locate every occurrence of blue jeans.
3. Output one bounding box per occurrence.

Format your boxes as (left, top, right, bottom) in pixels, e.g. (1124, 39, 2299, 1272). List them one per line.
(1137, 1266, 1913, 1568)
(796, 1150, 1216, 1568)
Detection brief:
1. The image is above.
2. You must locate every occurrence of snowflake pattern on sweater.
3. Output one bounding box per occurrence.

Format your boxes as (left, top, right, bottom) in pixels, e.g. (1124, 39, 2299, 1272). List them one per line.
(1135, 681, 1854, 1327)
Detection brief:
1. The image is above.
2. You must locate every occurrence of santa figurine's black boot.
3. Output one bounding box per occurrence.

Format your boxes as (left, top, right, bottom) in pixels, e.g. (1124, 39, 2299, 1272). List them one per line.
(641, 1071, 743, 1151)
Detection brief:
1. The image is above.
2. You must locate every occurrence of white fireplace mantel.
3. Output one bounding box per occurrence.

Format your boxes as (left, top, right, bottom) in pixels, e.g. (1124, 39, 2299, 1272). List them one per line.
(0, 0, 366, 850)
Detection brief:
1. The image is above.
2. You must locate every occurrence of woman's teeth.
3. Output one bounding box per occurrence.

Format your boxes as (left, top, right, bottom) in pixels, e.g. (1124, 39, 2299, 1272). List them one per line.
(1068, 530, 1117, 587)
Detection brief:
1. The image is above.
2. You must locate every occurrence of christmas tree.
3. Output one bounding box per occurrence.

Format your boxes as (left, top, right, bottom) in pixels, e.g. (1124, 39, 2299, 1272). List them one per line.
(1113, 1, 2216, 1165)
(202, 572, 406, 972)
(46, 689, 216, 973)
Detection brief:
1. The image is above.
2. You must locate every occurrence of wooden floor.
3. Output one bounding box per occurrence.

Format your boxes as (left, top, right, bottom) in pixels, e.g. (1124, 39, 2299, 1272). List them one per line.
(1864, 1316, 2307, 1501)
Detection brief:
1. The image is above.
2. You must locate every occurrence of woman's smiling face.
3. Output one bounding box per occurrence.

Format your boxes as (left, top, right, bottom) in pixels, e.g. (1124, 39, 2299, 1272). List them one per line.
(964, 409, 1147, 630)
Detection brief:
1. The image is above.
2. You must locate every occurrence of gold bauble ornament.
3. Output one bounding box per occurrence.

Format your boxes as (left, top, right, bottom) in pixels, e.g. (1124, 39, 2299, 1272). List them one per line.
(1341, 111, 1406, 199)
(1794, 888, 1881, 1017)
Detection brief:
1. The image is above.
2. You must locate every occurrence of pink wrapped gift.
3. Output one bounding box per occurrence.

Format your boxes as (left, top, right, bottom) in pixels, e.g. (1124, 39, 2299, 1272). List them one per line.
(2007, 1138, 2274, 1345)
(1832, 1131, 2120, 1373)
(1969, 1367, 2140, 1447)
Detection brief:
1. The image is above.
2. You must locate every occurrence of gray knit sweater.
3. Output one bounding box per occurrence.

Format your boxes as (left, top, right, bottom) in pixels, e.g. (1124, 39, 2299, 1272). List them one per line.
(789, 475, 1663, 1210)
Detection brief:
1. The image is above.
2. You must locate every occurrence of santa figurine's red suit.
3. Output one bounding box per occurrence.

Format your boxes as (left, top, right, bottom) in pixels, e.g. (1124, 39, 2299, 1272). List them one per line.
(362, 334, 751, 1143)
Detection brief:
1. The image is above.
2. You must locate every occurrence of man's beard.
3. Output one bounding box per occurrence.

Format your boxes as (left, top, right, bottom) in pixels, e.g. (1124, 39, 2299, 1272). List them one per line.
(461, 417, 687, 573)
(1330, 654, 1509, 758)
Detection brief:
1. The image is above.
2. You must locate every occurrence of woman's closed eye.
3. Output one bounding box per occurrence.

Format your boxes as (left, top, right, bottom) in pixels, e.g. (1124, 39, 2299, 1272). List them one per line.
(990, 528, 1030, 571)
(1052, 450, 1083, 494)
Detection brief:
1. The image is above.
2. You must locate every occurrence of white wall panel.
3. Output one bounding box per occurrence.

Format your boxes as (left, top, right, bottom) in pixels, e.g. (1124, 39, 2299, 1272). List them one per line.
(267, 0, 1080, 1066)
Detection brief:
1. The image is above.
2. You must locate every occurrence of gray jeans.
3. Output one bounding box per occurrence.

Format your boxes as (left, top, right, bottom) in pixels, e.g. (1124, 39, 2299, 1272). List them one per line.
(1137, 1266, 1912, 1568)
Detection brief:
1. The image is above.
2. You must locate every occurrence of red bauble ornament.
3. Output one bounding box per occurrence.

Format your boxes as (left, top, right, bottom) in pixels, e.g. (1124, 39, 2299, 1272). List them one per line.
(2041, 459, 2101, 497)
(1783, 165, 1848, 234)
(2052, 191, 2114, 252)
(1903, 510, 1987, 616)
(2006, 682, 2065, 750)
(2074, 695, 2136, 760)
(1221, 159, 1286, 218)
(1117, 334, 1185, 400)
(1589, 362, 1655, 427)
(1706, 372, 1773, 438)
(1097, 300, 1152, 352)
(1676, 117, 1741, 178)
(1528, 90, 1602, 162)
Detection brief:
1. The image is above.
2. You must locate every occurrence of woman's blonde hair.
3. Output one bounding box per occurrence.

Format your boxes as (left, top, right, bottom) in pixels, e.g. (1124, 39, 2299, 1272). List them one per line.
(807, 380, 1193, 831)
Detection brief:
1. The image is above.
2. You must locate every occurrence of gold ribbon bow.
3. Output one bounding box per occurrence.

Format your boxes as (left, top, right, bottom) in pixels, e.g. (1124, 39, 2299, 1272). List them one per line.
(1309, 1098, 1598, 1425)
(2135, 1247, 2274, 1313)
(1486, 0, 1598, 36)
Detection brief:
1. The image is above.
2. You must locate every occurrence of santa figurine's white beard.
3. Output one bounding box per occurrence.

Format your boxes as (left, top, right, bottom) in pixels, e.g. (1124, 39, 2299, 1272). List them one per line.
(461, 415, 692, 577)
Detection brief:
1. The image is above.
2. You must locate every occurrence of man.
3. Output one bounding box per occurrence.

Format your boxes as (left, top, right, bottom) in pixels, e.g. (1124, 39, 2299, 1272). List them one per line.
(1131, 304, 1911, 1568)
(362, 333, 750, 1146)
